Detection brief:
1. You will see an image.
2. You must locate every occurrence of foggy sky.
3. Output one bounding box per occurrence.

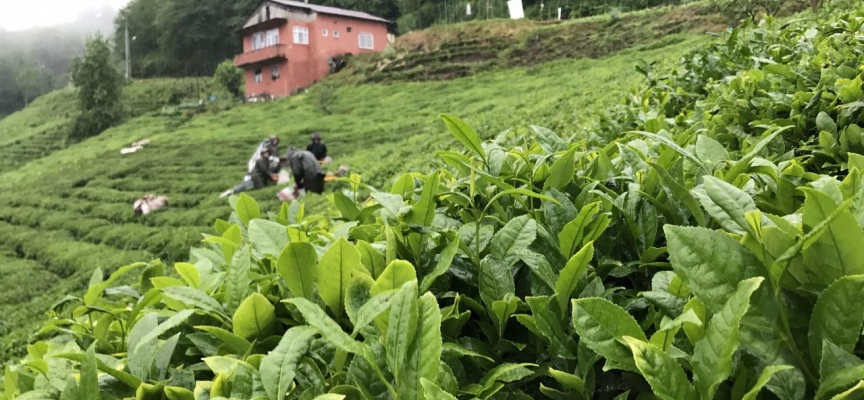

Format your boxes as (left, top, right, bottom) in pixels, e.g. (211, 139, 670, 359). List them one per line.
(0, 0, 130, 31)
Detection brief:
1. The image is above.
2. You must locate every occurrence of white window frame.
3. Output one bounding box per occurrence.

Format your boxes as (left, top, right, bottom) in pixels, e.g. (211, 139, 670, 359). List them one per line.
(333, 30, 340, 38)
(265, 28, 279, 47)
(322, 28, 328, 37)
(254, 69, 263, 83)
(358, 33, 374, 50)
(251, 32, 265, 50)
(293, 26, 309, 45)
(271, 65, 280, 80)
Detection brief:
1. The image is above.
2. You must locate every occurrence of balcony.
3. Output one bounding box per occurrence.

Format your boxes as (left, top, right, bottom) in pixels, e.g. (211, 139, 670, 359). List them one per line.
(234, 45, 287, 68)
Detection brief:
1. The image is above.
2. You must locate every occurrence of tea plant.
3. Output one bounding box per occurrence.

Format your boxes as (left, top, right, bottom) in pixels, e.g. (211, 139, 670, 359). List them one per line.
(4, 4, 864, 400)
(0, 31, 698, 361)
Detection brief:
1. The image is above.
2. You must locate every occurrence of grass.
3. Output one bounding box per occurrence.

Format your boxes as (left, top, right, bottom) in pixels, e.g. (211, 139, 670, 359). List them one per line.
(0, 20, 710, 361)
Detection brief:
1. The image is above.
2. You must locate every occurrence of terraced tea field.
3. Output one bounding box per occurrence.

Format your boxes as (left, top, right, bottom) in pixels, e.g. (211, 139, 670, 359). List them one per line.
(0, 32, 707, 359)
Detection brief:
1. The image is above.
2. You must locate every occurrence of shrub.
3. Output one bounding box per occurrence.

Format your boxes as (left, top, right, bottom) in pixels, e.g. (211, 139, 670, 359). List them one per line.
(213, 60, 245, 99)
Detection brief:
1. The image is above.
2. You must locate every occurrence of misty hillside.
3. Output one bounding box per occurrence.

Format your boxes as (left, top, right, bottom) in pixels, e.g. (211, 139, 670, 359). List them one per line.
(0, 5, 119, 117)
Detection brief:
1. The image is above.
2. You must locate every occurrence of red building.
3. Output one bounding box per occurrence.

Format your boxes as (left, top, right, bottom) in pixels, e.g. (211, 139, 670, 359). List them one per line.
(234, 0, 392, 99)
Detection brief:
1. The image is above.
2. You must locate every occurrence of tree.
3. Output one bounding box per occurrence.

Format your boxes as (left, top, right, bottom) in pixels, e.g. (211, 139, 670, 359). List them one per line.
(213, 60, 244, 98)
(70, 35, 125, 141)
(0, 61, 23, 116)
(15, 61, 51, 107)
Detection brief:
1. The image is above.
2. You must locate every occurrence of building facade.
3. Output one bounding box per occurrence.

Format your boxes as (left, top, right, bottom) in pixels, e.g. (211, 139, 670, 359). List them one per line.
(234, 0, 392, 98)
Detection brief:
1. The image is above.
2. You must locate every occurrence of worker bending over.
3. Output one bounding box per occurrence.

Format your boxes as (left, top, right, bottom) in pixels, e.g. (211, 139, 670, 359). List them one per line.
(285, 147, 325, 195)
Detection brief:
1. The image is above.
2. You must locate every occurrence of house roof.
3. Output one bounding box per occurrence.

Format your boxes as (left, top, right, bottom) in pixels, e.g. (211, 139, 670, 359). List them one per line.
(268, 0, 392, 24)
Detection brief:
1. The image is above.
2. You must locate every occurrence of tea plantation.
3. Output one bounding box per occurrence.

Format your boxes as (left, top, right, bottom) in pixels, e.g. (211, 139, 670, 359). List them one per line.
(0, 26, 705, 361)
(5, 1, 864, 400)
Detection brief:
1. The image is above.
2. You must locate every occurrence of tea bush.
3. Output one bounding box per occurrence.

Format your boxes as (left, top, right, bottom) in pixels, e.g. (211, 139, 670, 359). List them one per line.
(4, 5, 864, 400)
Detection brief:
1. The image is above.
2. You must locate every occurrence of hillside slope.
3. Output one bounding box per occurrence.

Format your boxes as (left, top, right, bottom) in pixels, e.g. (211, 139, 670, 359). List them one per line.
(345, 3, 724, 83)
(0, 33, 708, 359)
(0, 78, 214, 175)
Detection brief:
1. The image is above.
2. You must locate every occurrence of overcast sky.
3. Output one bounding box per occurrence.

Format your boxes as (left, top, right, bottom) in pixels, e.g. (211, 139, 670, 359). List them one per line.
(0, 0, 131, 31)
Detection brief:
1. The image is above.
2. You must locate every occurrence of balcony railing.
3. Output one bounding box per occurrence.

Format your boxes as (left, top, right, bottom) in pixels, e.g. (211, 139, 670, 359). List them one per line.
(234, 44, 287, 68)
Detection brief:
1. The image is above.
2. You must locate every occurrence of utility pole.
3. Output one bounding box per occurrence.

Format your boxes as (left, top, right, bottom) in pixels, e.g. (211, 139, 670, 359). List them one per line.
(125, 23, 131, 80)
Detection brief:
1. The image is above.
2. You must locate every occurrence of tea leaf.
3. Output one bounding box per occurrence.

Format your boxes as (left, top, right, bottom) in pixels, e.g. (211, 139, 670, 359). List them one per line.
(547, 368, 585, 392)
(808, 275, 864, 368)
(248, 219, 289, 258)
(133, 310, 194, 355)
(816, 112, 838, 135)
(226, 245, 252, 315)
(572, 298, 646, 372)
(546, 146, 578, 190)
(287, 298, 366, 355)
(174, 262, 201, 288)
(516, 249, 558, 294)
(371, 260, 417, 296)
(692, 277, 764, 400)
(559, 202, 602, 259)
(164, 387, 195, 400)
(650, 162, 707, 227)
(77, 344, 98, 400)
(260, 326, 316, 400)
(391, 173, 416, 199)
(412, 172, 440, 227)
(234, 193, 260, 226)
(421, 378, 457, 400)
(801, 189, 864, 284)
(820, 340, 863, 380)
(193, 326, 252, 354)
(741, 365, 794, 400)
(84, 262, 148, 306)
(351, 291, 396, 336)
(232, 293, 275, 339)
(665, 225, 759, 312)
(555, 242, 593, 315)
(318, 238, 362, 319)
(399, 292, 443, 400)
(386, 281, 418, 374)
(623, 336, 697, 400)
(277, 242, 319, 301)
(419, 234, 460, 293)
(441, 114, 485, 161)
(532, 125, 568, 154)
(356, 240, 386, 279)
(527, 296, 577, 359)
(161, 286, 225, 318)
(479, 256, 515, 308)
(815, 365, 864, 400)
(700, 175, 756, 235)
(53, 352, 143, 389)
(490, 215, 537, 268)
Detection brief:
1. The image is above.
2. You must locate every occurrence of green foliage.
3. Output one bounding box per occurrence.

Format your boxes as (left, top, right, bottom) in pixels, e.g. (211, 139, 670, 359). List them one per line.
(213, 60, 244, 98)
(0, 35, 691, 361)
(9, 5, 864, 400)
(709, 0, 806, 21)
(70, 35, 125, 141)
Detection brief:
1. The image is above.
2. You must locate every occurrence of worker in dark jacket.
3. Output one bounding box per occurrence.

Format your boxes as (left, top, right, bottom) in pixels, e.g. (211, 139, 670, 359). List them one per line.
(306, 133, 328, 162)
(285, 147, 325, 194)
(251, 148, 277, 189)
